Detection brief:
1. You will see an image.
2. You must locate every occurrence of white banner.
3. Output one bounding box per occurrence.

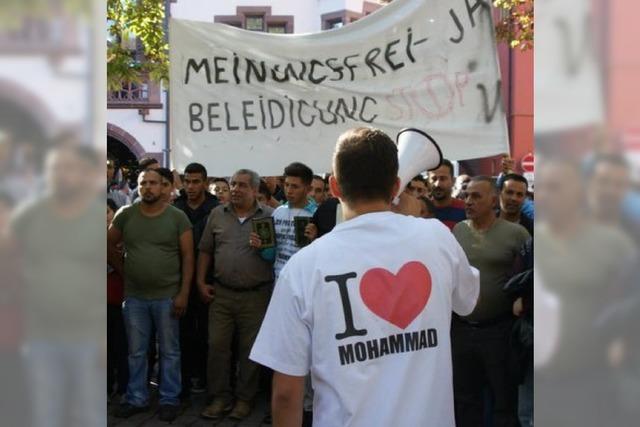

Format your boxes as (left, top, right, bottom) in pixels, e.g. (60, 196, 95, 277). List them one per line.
(170, 0, 508, 176)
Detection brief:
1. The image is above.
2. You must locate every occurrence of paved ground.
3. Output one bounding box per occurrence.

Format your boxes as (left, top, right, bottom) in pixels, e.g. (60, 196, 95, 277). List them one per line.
(108, 390, 270, 427)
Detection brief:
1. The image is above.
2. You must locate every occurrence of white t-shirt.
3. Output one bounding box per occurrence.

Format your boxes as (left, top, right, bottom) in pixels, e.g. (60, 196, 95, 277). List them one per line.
(272, 202, 316, 280)
(250, 211, 479, 427)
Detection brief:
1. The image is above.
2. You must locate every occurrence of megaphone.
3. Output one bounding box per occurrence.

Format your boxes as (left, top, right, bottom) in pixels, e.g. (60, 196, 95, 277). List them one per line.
(394, 128, 443, 202)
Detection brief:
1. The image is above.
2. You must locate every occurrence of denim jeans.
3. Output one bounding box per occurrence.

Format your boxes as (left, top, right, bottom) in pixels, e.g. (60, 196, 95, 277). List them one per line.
(123, 296, 181, 406)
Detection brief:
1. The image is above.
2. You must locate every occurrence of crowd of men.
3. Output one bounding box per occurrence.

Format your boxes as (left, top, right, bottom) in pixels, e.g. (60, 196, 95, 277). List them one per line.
(105, 129, 539, 426)
(1, 128, 637, 427)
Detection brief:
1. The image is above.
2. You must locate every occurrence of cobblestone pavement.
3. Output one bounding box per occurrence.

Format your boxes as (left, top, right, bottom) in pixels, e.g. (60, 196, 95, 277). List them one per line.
(108, 390, 270, 427)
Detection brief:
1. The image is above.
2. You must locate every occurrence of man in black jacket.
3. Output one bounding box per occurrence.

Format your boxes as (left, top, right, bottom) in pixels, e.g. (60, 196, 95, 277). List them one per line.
(173, 162, 219, 400)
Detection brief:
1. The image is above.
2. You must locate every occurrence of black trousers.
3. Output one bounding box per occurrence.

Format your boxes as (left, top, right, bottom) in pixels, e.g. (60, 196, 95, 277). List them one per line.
(179, 290, 209, 397)
(451, 316, 518, 427)
(107, 303, 129, 395)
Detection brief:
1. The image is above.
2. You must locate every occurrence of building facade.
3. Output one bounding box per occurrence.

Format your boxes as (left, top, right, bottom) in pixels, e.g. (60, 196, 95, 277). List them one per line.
(107, 0, 533, 177)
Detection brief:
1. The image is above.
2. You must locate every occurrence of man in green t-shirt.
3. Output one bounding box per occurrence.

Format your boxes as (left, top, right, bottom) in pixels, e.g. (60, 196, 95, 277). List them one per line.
(108, 168, 194, 422)
(452, 176, 530, 427)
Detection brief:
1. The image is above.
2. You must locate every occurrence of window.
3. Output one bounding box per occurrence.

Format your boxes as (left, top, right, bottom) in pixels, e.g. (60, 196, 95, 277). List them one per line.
(215, 7, 293, 33)
(267, 24, 286, 34)
(245, 15, 264, 31)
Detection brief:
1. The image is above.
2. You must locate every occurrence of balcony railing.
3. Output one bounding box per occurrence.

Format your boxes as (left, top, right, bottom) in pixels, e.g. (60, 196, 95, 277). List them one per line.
(108, 77, 162, 109)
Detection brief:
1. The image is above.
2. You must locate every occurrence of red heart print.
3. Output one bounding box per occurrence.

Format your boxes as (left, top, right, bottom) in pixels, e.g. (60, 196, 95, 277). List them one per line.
(359, 261, 432, 329)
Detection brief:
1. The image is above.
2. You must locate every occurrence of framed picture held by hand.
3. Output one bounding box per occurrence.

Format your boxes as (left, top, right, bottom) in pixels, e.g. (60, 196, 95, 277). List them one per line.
(294, 216, 311, 247)
(252, 217, 276, 249)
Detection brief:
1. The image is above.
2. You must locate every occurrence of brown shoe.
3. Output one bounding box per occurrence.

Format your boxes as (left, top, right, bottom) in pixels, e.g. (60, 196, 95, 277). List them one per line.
(228, 400, 252, 420)
(200, 399, 232, 420)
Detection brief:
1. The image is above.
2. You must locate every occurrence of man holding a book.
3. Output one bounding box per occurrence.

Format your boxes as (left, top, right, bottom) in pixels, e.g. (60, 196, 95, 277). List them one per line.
(250, 162, 317, 281)
(196, 169, 274, 421)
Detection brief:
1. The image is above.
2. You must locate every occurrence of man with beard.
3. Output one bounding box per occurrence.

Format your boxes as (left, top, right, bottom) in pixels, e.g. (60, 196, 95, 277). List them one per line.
(130, 157, 160, 203)
(108, 168, 194, 422)
(498, 174, 533, 236)
(452, 176, 530, 427)
(173, 163, 219, 398)
(428, 159, 466, 230)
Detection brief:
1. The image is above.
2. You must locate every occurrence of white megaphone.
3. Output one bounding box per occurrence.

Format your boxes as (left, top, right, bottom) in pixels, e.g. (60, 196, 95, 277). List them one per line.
(394, 128, 443, 203)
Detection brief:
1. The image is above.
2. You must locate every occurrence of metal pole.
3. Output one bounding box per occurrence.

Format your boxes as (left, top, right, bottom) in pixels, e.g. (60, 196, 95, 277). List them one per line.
(164, 0, 171, 168)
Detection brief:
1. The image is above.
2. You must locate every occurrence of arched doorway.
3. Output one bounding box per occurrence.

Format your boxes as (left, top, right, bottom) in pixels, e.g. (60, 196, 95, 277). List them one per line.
(107, 136, 138, 188)
(107, 123, 148, 188)
(107, 136, 137, 168)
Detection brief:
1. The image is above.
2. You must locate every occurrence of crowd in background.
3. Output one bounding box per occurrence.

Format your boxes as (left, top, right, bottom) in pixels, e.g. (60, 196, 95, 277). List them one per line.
(106, 149, 541, 425)
(0, 136, 635, 426)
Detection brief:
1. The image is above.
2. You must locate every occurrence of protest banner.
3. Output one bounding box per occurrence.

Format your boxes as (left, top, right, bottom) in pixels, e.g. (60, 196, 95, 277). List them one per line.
(170, 0, 509, 175)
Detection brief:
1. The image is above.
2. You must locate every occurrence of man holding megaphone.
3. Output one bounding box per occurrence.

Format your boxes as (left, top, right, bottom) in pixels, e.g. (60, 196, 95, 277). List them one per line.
(250, 127, 479, 427)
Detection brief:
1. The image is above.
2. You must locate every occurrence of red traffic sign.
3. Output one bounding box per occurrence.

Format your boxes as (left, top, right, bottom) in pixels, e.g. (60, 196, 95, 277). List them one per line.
(521, 153, 535, 173)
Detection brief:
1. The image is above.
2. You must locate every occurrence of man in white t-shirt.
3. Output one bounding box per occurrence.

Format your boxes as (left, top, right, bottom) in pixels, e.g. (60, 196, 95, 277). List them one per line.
(250, 162, 317, 424)
(250, 127, 479, 427)
(250, 162, 317, 281)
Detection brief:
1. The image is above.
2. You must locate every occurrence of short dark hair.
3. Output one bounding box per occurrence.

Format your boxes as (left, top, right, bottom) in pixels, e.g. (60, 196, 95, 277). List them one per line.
(284, 162, 313, 185)
(184, 162, 208, 180)
(499, 173, 528, 190)
(333, 127, 398, 204)
(312, 174, 324, 182)
(411, 175, 425, 183)
(213, 177, 228, 185)
(440, 159, 454, 177)
(139, 156, 159, 170)
(155, 167, 174, 185)
(469, 175, 497, 193)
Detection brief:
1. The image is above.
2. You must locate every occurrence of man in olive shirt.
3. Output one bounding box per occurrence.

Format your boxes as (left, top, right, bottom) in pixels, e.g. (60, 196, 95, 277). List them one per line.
(108, 169, 194, 422)
(197, 169, 274, 421)
(452, 176, 530, 427)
